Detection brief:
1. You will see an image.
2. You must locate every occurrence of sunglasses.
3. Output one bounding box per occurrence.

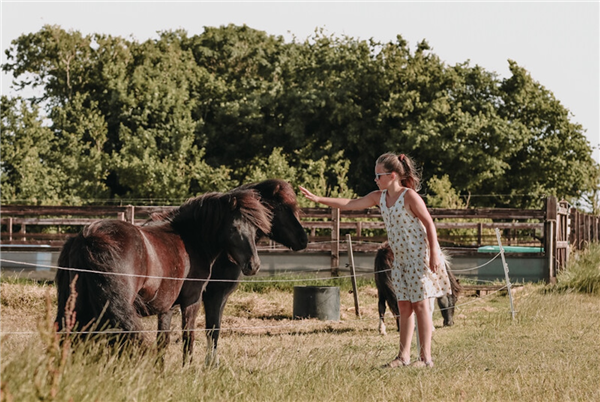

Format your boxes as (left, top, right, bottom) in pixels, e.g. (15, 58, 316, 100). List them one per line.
(375, 172, 392, 181)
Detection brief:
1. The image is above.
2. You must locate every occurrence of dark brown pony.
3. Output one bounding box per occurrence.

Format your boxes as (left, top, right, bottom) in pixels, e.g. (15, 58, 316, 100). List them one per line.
(153, 179, 308, 366)
(374, 241, 461, 335)
(55, 189, 272, 362)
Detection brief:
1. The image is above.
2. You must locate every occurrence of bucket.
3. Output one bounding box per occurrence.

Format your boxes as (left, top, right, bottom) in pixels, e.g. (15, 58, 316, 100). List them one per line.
(293, 286, 340, 321)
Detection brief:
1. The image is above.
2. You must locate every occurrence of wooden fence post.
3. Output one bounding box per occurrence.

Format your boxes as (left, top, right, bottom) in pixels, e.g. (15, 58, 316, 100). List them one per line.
(576, 210, 582, 249)
(18, 220, 26, 242)
(571, 209, 578, 250)
(583, 214, 592, 247)
(331, 208, 340, 276)
(544, 196, 557, 283)
(7, 218, 13, 241)
(126, 205, 135, 225)
(556, 200, 570, 271)
(572, 209, 577, 250)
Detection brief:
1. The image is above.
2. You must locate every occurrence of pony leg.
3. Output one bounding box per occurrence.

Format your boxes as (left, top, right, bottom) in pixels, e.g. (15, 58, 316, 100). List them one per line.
(55, 236, 77, 332)
(54, 269, 72, 332)
(378, 295, 388, 336)
(203, 254, 242, 367)
(157, 308, 174, 350)
(181, 301, 201, 366)
(374, 242, 400, 335)
(203, 288, 234, 368)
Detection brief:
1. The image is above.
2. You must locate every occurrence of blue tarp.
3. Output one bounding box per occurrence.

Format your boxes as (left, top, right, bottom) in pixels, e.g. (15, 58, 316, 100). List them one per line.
(477, 245, 543, 253)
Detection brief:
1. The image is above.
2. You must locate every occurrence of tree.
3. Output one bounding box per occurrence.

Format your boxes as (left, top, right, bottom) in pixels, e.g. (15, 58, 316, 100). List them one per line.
(499, 61, 597, 207)
(2, 25, 93, 106)
(426, 175, 466, 208)
(110, 31, 234, 199)
(185, 24, 288, 180)
(277, 31, 392, 195)
(47, 93, 110, 202)
(2, 25, 597, 207)
(1, 96, 63, 203)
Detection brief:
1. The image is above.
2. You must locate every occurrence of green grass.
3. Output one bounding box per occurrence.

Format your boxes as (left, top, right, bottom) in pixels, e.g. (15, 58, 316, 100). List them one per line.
(238, 272, 374, 293)
(1, 245, 599, 401)
(550, 243, 600, 295)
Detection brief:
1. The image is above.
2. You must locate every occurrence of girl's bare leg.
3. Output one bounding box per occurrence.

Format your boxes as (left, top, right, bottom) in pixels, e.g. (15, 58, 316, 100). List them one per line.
(397, 300, 415, 363)
(412, 299, 433, 362)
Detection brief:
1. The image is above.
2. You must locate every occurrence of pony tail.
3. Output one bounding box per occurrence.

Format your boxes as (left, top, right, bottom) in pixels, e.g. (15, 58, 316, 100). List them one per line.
(398, 154, 421, 191)
(377, 152, 421, 191)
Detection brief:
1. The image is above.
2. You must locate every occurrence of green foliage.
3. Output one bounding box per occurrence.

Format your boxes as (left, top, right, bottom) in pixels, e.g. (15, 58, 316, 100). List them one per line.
(244, 147, 297, 183)
(48, 93, 111, 203)
(2, 24, 598, 205)
(295, 148, 357, 207)
(425, 175, 480, 247)
(426, 174, 465, 208)
(1, 96, 64, 204)
(498, 61, 597, 208)
(237, 273, 374, 294)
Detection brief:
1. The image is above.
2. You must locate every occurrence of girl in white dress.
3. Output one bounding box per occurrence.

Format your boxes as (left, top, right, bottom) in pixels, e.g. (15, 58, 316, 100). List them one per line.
(299, 152, 452, 368)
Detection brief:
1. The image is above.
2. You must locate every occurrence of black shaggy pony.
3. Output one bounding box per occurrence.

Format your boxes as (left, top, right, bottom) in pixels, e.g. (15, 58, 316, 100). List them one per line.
(374, 241, 462, 335)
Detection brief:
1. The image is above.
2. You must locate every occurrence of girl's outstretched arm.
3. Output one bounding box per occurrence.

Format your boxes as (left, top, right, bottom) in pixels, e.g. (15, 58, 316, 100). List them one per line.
(299, 186, 380, 211)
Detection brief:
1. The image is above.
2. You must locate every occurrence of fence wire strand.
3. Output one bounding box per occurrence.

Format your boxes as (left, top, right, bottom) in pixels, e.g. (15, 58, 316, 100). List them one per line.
(0, 285, 511, 337)
(0, 239, 514, 337)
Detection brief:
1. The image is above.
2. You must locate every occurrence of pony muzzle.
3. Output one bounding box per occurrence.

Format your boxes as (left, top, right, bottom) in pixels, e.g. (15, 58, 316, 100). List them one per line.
(241, 255, 261, 276)
(227, 252, 261, 276)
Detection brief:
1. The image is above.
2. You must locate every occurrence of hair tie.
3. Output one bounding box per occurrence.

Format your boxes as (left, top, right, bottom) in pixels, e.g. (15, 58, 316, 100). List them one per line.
(399, 154, 405, 162)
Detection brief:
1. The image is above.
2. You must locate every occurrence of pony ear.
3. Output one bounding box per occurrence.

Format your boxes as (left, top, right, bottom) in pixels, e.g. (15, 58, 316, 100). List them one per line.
(229, 195, 238, 211)
(272, 183, 281, 198)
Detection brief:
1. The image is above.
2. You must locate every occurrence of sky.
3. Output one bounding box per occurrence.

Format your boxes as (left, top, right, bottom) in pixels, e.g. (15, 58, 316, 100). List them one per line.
(2, 1, 599, 163)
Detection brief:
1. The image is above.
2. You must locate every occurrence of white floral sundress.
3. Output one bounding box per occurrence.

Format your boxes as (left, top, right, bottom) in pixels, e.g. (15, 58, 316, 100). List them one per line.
(380, 189, 452, 303)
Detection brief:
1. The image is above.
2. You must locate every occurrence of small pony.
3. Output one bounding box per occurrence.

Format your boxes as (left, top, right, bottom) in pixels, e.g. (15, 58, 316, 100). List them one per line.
(151, 179, 308, 366)
(201, 179, 308, 366)
(55, 189, 272, 363)
(374, 241, 461, 335)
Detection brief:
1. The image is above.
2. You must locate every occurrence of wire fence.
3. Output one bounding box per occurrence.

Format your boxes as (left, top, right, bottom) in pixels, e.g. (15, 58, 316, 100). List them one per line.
(0, 239, 514, 337)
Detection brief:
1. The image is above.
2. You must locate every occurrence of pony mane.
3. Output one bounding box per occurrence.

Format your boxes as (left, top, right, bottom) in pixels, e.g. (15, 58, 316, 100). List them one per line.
(229, 189, 273, 235)
(145, 210, 174, 224)
(168, 190, 272, 239)
(240, 179, 301, 216)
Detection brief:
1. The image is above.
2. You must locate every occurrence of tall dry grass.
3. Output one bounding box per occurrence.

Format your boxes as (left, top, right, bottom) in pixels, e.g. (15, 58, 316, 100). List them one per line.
(551, 243, 600, 295)
(1, 248, 599, 401)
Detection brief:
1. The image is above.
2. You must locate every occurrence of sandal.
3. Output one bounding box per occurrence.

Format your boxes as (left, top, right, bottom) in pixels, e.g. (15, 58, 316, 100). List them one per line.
(410, 360, 434, 368)
(381, 356, 410, 368)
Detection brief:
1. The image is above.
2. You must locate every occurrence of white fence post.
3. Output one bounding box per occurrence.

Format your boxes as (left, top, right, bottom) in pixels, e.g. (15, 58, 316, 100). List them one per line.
(345, 234, 360, 318)
(495, 228, 516, 320)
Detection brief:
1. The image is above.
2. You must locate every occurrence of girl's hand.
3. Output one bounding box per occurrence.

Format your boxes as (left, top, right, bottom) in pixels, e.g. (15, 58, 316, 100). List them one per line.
(429, 252, 442, 273)
(299, 186, 319, 203)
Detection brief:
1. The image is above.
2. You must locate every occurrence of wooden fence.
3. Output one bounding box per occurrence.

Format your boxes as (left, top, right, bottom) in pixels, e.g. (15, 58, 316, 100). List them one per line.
(1, 196, 598, 283)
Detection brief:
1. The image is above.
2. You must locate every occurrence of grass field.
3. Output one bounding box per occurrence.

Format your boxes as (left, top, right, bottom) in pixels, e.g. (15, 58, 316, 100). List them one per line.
(1, 245, 599, 401)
